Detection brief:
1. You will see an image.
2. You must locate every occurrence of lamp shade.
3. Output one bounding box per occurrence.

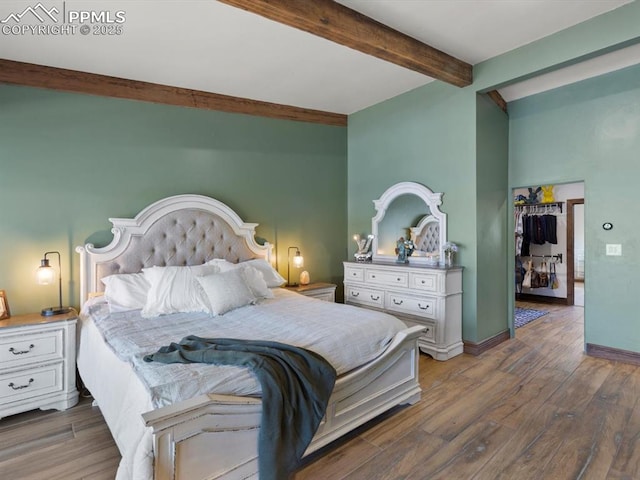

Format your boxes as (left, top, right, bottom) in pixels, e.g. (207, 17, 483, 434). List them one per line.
(37, 258, 55, 285)
(293, 252, 304, 268)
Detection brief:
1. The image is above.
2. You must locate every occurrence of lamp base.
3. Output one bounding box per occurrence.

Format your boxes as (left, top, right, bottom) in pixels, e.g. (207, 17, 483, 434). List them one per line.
(41, 306, 72, 317)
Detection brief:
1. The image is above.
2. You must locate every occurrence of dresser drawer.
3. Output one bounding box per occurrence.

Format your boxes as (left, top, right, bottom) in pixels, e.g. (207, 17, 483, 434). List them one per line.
(0, 362, 63, 404)
(366, 269, 408, 288)
(385, 292, 437, 319)
(409, 272, 439, 293)
(400, 317, 436, 343)
(0, 329, 64, 368)
(345, 285, 384, 308)
(344, 265, 364, 282)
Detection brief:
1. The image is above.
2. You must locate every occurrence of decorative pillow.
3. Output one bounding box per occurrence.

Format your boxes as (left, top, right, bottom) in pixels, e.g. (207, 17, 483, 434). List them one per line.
(242, 259, 286, 287)
(102, 273, 150, 313)
(214, 258, 285, 288)
(196, 268, 258, 315)
(141, 264, 219, 318)
(240, 265, 274, 299)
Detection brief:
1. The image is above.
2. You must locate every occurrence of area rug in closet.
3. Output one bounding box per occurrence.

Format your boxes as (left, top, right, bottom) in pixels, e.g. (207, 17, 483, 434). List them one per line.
(514, 307, 548, 329)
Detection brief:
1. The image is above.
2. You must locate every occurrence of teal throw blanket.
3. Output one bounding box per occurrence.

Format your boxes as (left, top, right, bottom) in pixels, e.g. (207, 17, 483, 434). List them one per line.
(143, 336, 336, 480)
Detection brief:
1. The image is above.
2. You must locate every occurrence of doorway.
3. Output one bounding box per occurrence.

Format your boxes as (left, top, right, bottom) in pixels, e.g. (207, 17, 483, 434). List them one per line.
(567, 199, 585, 307)
(513, 182, 585, 334)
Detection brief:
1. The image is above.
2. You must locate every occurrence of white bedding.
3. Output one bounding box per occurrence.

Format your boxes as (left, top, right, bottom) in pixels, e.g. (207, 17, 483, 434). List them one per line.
(78, 288, 406, 480)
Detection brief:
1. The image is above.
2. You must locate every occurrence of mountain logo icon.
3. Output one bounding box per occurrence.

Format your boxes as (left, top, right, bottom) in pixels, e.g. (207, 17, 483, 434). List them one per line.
(1, 3, 59, 24)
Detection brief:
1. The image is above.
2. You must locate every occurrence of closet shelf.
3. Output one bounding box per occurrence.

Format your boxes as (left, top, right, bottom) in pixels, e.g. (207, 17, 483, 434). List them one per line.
(514, 201, 564, 213)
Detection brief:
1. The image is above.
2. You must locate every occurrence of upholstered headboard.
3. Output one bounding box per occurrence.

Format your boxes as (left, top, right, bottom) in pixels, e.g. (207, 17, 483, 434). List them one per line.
(409, 215, 440, 254)
(76, 194, 271, 303)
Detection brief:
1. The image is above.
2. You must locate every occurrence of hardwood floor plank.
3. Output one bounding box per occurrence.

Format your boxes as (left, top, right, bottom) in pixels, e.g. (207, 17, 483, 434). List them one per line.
(541, 398, 630, 479)
(608, 397, 640, 479)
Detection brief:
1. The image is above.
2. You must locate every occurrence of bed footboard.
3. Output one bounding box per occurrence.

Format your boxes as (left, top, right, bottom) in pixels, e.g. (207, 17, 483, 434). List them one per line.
(143, 325, 424, 480)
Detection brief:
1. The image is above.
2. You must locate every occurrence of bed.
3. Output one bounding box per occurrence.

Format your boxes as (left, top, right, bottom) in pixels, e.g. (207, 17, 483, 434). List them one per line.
(75, 194, 423, 480)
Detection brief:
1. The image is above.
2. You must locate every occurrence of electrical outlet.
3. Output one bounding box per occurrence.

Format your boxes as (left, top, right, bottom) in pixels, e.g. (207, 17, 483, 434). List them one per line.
(606, 244, 622, 256)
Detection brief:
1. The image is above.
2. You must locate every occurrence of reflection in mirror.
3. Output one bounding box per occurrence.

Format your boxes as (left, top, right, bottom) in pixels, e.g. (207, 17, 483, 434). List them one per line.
(372, 182, 447, 265)
(377, 194, 429, 256)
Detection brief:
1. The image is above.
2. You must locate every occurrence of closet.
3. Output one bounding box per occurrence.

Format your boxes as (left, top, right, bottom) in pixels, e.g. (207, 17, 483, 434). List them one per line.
(514, 182, 584, 305)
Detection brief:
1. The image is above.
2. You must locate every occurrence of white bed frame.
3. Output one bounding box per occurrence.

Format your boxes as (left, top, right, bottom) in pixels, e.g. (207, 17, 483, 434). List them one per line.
(76, 194, 423, 480)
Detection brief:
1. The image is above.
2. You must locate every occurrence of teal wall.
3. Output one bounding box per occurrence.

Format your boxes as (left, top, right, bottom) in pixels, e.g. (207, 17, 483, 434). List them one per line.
(509, 63, 640, 353)
(348, 81, 483, 341)
(476, 94, 509, 341)
(0, 85, 347, 315)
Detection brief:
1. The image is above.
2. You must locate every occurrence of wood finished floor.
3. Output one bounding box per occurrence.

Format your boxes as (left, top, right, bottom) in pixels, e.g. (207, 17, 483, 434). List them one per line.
(1, 302, 639, 479)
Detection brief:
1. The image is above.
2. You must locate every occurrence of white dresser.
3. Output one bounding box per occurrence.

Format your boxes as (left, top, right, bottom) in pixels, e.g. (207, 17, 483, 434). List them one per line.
(0, 312, 79, 419)
(344, 261, 463, 360)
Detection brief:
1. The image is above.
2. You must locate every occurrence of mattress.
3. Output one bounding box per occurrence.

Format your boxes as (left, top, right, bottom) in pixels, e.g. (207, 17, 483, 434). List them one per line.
(77, 288, 406, 480)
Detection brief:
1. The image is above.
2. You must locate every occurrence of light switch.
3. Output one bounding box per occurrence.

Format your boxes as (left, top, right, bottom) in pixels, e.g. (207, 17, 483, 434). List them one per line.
(606, 244, 622, 256)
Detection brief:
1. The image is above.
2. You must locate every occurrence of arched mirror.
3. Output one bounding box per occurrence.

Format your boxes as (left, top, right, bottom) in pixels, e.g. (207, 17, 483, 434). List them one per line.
(372, 182, 447, 265)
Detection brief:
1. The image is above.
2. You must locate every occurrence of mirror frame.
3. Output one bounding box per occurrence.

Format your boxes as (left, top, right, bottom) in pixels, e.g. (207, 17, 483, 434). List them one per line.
(371, 182, 447, 265)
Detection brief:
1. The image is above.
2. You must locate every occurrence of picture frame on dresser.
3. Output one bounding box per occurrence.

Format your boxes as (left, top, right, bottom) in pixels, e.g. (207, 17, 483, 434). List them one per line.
(0, 290, 9, 320)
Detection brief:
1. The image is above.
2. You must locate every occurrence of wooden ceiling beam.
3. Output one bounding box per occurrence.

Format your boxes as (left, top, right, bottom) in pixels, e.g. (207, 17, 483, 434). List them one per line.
(0, 59, 347, 126)
(219, 0, 472, 88)
(487, 90, 508, 114)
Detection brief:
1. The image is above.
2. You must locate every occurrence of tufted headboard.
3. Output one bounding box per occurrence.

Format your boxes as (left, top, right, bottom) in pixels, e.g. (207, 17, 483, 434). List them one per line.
(409, 215, 440, 254)
(76, 194, 271, 303)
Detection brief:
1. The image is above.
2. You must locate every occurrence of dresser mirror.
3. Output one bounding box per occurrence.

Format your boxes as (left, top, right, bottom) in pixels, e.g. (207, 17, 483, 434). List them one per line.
(372, 182, 447, 265)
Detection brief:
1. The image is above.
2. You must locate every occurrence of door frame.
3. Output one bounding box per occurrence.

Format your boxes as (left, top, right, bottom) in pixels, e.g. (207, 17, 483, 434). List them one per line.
(566, 198, 584, 306)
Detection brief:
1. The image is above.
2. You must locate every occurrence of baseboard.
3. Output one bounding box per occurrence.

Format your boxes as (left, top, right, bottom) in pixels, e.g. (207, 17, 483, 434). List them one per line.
(463, 329, 510, 356)
(516, 293, 568, 305)
(586, 343, 640, 366)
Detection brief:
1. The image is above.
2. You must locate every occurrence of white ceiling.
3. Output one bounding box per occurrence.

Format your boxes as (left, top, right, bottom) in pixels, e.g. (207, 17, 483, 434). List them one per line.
(0, 0, 637, 114)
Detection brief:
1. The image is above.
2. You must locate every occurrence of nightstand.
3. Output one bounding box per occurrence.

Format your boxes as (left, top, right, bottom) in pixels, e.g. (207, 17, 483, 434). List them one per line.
(0, 311, 79, 419)
(285, 282, 337, 302)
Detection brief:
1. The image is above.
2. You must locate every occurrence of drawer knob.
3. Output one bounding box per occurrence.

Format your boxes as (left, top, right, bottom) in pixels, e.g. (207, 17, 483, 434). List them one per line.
(371, 274, 376, 278)
(397, 278, 401, 281)
(421, 280, 426, 284)
(418, 303, 430, 310)
(8, 378, 34, 390)
(371, 295, 380, 301)
(393, 299, 403, 305)
(352, 272, 357, 276)
(9, 344, 35, 355)
(351, 292, 360, 297)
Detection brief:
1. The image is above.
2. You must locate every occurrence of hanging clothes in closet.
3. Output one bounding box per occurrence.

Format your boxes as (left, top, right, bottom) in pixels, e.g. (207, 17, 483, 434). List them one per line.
(519, 213, 557, 256)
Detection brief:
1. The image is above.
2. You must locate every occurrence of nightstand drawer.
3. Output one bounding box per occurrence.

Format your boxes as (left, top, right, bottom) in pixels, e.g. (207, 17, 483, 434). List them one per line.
(0, 330, 64, 368)
(0, 362, 63, 403)
(386, 292, 436, 319)
(345, 285, 384, 308)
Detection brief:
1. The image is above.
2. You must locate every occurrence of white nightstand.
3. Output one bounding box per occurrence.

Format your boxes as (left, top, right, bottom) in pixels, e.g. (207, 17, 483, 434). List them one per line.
(0, 311, 79, 419)
(285, 282, 337, 302)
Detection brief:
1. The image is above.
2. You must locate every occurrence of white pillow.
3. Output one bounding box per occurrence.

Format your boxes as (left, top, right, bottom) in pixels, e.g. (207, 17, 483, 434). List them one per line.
(196, 268, 258, 315)
(141, 264, 219, 318)
(101, 273, 150, 313)
(215, 258, 285, 288)
(240, 265, 274, 299)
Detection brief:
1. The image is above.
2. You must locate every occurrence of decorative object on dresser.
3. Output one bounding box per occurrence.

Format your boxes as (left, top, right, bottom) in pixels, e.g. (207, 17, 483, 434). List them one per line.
(346, 181, 463, 360)
(36, 251, 73, 317)
(286, 246, 304, 287)
(299, 270, 310, 285)
(285, 282, 337, 302)
(0, 290, 10, 320)
(443, 241, 459, 266)
(0, 311, 79, 419)
(353, 234, 374, 262)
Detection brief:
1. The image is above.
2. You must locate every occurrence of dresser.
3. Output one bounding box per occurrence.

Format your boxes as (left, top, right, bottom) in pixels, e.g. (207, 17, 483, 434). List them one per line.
(344, 261, 463, 360)
(0, 311, 79, 419)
